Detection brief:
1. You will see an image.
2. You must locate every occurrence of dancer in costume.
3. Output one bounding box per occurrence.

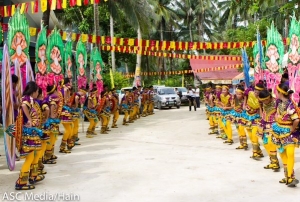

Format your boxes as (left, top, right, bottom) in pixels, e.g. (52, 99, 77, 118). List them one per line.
(258, 89, 280, 171)
(35, 88, 50, 175)
(71, 85, 88, 144)
(231, 86, 247, 149)
(128, 90, 135, 123)
(204, 86, 212, 121)
(98, 91, 111, 134)
(43, 85, 61, 164)
(214, 85, 225, 138)
(219, 85, 234, 144)
(241, 83, 264, 159)
(83, 86, 99, 137)
(110, 88, 120, 128)
(133, 87, 140, 119)
(272, 84, 299, 186)
(122, 90, 130, 125)
(206, 86, 217, 135)
(148, 86, 155, 115)
(59, 78, 74, 153)
(6, 82, 44, 190)
(141, 87, 149, 117)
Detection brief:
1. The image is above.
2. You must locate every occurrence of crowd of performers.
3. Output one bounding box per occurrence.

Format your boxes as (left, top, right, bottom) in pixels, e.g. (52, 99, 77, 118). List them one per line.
(6, 74, 156, 190)
(205, 80, 300, 187)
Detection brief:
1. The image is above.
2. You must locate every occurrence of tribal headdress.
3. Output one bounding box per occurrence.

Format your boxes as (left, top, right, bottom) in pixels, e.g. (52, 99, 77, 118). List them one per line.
(46, 28, 65, 86)
(76, 37, 87, 90)
(265, 22, 284, 74)
(7, 7, 30, 66)
(91, 47, 104, 94)
(35, 23, 47, 75)
(65, 40, 73, 79)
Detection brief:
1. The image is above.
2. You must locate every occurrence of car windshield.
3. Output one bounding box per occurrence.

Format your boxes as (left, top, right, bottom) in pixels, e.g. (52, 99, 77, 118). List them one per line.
(177, 88, 187, 92)
(159, 88, 175, 95)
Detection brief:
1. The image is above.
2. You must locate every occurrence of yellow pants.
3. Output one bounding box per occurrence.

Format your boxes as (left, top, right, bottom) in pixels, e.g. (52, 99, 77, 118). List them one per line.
(143, 103, 148, 115)
(246, 126, 262, 155)
(209, 116, 214, 127)
(100, 114, 109, 127)
(123, 111, 129, 122)
(148, 102, 154, 114)
(62, 122, 74, 142)
(88, 118, 98, 132)
(21, 152, 34, 172)
(112, 110, 119, 125)
(73, 119, 80, 139)
(38, 140, 47, 162)
(220, 119, 232, 140)
(279, 145, 296, 178)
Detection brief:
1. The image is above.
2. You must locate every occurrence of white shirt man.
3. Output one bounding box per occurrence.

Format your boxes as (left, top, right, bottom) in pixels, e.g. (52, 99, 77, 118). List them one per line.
(195, 87, 200, 97)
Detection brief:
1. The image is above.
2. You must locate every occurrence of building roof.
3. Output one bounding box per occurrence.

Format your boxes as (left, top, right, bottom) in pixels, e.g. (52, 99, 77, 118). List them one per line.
(190, 56, 243, 84)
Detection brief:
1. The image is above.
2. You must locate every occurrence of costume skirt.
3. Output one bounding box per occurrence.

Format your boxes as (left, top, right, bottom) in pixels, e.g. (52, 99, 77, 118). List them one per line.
(271, 122, 300, 151)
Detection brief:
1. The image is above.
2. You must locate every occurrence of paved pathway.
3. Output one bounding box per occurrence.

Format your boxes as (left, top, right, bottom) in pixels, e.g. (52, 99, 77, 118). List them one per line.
(0, 106, 300, 201)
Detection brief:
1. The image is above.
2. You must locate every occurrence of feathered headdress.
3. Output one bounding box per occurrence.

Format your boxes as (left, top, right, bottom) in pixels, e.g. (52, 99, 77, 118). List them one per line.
(35, 23, 47, 75)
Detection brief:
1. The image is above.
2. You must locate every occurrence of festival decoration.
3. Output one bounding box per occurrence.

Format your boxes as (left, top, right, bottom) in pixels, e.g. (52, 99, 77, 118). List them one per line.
(253, 28, 265, 84)
(1, 44, 16, 171)
(242, 48, 250, 88)
(76, 37, 87, 90)
(91, 47, 104, 95)
(65, 40, 73, 81)
(288, 14, 300, 103)
(265, 22, 284, 96)
(35, 23, 48, 94)
(46, 27, 65, 86)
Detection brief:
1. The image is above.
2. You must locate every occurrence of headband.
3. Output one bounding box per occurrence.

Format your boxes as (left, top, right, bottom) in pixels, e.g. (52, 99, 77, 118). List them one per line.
(258, 95, 271, 101)
(216, 85, 222, 88)
(222, 85, 229, 90)
(47, 85, 56, 94)
(255, 86, 264, 91)
(206, 87, 211, 90)
(235, 89, 244, 94)
(276, 86, 288, 95)
(79, 89, 87, 94)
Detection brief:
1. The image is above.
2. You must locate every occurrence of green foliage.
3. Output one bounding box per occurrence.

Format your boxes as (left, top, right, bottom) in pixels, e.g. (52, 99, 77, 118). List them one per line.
(102, 71, 130, 89)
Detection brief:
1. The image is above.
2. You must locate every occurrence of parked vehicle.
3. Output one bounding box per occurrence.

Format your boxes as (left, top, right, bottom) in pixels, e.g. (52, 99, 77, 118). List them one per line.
(174, 87, 188, 103)
(153, 87, 181, 109)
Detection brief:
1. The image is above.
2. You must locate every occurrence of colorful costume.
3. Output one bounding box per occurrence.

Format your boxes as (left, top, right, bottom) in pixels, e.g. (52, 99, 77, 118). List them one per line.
(121, 92, 130, 125)
(241, 86, 263, 159)
(219, 86, 234, 144)
(59, 83, 74, 152)
(272, 92, 299, 186)
(142, 89, 149, 117)
(43, 87, 61, 164)
(231, 91, 247, 149)
(97, 92, 111, 134)
(83, 90, 99, 137)
(148, 89, 155, 115)
(110, 91, 120, 128)
(258, 97, 279, 170)
(6, 95, 44, 190)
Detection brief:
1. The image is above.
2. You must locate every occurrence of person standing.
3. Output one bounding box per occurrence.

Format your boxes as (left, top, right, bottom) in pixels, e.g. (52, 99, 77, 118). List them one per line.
(187, 85, 196, 111)
(195, 86, 200, 108)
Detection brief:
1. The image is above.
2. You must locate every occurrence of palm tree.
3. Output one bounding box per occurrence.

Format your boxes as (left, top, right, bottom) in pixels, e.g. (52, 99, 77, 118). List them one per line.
(149, 0, 179, 78)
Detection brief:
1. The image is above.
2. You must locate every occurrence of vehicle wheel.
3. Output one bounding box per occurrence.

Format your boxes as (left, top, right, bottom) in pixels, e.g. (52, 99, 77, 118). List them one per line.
(169, 106, 172, 109)
(177, 105, 180, 109)
(157, 102, 162, 110)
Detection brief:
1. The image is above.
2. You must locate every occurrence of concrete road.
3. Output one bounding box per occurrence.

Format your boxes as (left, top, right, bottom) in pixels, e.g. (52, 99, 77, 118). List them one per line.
(0, 106, 300, 202)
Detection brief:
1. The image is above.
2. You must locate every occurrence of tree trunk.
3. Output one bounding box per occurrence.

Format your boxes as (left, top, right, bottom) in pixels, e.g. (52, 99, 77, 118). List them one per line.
(189, 24, 193, 42)
(134, 26, 142, 86)
(94, 3, 101, 50)
(42, 2, 51, 27)
(110, 15, 116, 72)
(160, 21, 165, 79)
